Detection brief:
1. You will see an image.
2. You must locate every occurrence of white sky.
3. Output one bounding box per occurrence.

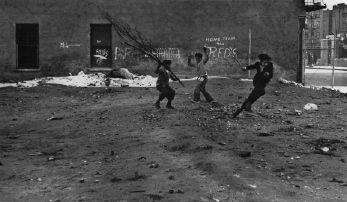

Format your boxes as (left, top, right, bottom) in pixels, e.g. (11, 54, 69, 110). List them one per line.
(323, 0, 347, 10)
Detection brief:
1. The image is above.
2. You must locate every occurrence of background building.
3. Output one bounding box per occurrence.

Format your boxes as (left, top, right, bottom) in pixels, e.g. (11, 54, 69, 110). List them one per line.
(0, 0, 307, 81)
(332, 3, 347, 60)
(304, 2, 347, 67)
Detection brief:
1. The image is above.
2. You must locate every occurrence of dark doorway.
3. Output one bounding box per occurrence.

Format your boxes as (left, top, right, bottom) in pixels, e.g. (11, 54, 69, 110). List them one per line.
(16, 24, 39, 69)
(90, 24, 112, 68)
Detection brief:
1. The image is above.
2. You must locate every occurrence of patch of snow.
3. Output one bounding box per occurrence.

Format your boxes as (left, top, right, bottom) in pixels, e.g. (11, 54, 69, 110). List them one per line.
(0, 72, 229, 88)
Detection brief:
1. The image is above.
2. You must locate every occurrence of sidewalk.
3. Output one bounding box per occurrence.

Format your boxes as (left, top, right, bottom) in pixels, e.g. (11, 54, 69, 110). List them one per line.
(304, 65, 347, 93)
(305, 65, 347, 71)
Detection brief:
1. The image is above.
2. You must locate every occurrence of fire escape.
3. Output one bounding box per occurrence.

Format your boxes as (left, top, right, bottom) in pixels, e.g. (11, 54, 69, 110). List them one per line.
(305, 0, 327, 12)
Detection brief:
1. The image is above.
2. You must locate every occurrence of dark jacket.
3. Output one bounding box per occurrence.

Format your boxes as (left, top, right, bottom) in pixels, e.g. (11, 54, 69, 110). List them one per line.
(246, 61, 273, 86)
(155, 67, 176, 85)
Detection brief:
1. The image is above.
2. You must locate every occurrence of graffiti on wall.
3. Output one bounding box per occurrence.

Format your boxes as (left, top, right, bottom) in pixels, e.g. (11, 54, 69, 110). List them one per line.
(115, 47, 133, 60)
(206, 36, 236, 46)
(205, 46, 237, 58)
(94, 49, 109, 65)
(60, 42, 81, 49)
(205, 36, 237, 58)
(115, 47, 181, 60)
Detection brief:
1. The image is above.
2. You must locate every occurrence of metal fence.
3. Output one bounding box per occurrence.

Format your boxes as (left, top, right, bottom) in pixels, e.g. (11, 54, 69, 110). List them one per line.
(303, 37, 339, 87)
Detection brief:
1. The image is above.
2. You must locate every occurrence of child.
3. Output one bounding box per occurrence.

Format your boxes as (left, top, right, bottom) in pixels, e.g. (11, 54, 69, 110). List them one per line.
(232, 54, 274, 118)
(154, 60, 178, 109)
(188, 46, 214, 103)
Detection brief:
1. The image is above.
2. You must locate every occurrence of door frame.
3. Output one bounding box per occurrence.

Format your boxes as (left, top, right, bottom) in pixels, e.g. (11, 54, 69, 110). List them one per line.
(16, 23, 39, 70)
(90, 24, 112, 69)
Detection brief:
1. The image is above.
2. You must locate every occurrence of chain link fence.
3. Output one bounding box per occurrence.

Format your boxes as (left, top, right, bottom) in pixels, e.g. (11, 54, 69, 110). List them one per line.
(303, 38, 338, 87)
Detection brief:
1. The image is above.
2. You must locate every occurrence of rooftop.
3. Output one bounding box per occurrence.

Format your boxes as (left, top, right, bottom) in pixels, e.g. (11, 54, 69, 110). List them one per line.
(305, 0, 327, 12)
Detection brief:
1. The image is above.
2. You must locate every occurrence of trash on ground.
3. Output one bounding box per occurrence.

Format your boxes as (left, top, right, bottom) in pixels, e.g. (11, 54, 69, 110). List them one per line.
(321, 147, 329, 152)
(304, 103, 318, 111)
(47, 117, 64, 121)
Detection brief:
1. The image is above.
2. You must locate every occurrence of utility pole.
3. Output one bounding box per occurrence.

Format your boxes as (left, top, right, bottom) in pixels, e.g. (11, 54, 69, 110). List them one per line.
(248, 28, 251, 78)
(332, 30, 336, 88)
(298, 15, 306, 84)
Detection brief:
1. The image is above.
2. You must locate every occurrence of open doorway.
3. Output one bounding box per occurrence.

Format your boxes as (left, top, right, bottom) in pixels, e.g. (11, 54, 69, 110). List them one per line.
(16, 24, 39, 69)
(90, 24, 112, 68)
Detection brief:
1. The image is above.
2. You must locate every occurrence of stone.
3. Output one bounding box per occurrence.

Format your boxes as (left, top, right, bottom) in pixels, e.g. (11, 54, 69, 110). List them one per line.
(238, 151, 251, 158)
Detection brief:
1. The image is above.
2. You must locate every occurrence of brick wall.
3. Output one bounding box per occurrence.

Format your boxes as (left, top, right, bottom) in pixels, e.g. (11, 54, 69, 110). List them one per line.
(0, 0, 305, 80)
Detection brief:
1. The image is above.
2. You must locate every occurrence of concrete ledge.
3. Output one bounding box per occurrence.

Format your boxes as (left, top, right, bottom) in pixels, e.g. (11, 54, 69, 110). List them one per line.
(87, 68, 112, 72)
(13, 69, 41, 72)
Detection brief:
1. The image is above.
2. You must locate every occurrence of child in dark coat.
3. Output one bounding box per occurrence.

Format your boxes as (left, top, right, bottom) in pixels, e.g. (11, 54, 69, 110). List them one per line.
(233, 54, 274, 118)
(154, 60, 178, 109)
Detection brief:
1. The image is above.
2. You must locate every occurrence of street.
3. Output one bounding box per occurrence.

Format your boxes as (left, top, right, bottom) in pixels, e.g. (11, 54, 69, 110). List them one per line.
(305, 66, 347, 92)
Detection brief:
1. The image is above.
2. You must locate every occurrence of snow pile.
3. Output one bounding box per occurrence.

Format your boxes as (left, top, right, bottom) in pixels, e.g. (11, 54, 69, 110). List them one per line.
(278, 77, 347, 94)
(0, 71, 228, 89)
(0, 79, 43, 88)
(0, 71, 159, 88)
(277, 77, 304, 87)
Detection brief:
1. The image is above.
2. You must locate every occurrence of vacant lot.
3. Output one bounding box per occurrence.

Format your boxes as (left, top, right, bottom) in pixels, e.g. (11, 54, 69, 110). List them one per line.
(1, 76, 347, 202)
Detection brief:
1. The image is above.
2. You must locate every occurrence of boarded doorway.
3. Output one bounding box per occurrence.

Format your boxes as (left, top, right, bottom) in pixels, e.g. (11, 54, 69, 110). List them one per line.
(16, 24, 39, 69)
(90, 24, 112, 68)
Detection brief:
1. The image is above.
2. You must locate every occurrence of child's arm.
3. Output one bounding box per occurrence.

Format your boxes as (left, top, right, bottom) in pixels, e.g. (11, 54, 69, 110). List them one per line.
(203, 46, 209, 64)
(170, 74, 178, 81)
(154, 62, 161, 74)
(188, 55, 195, 67)
(264, 62, 274, 79)
(245, 62, 262, 70)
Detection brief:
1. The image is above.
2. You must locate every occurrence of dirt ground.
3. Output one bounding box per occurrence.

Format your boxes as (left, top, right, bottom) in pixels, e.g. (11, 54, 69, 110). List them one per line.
(1, 75, 347, 202)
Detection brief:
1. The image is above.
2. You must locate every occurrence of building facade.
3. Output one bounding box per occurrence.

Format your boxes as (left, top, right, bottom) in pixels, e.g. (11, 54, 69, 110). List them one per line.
(304, 3, 347, 67)
(0, 0, 306, 81)
(332, 3, 347, 59)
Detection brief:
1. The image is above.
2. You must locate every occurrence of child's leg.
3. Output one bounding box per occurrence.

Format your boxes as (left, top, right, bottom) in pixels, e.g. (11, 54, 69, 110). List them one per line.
(241, 84, 265, 112)
(155, 84, 169, 108)
(165, 85, 175, 101)
(193, 82, 202, 101)
(247, 84, 265, 105)
(200, 77, 213, 102)
(165, 85, 175, 109)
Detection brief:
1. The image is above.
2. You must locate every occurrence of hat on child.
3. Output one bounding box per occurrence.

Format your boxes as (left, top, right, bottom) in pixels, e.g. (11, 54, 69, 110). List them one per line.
(258, 54, 272, 62)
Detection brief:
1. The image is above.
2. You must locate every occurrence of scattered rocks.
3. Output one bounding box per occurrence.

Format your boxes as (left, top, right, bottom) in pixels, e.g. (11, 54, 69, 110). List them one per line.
(329, 178, 344, 183)
(168, 189, 184, 194)
(47, 156, 55, 161)
(283, 153, 291, 157)
(128, 172, 146, 181)
(195, 145, 213, 150)
(238, 151, 251, 158)
(259, 132, 273, 136)
(138, 157, 146, 161)
(273, 167, 285, 172)
(149, 163, 159, 168)
(47, 117, 64, 121)
(111, 177, 122, 183)
(146, 194, 163, 200)
(258, 126, 273, 136)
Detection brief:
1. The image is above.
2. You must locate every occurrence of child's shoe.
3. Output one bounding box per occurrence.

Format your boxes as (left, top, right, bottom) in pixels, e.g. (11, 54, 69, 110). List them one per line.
(232, 108, 243, 118)
(166, 104, 175, 109)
